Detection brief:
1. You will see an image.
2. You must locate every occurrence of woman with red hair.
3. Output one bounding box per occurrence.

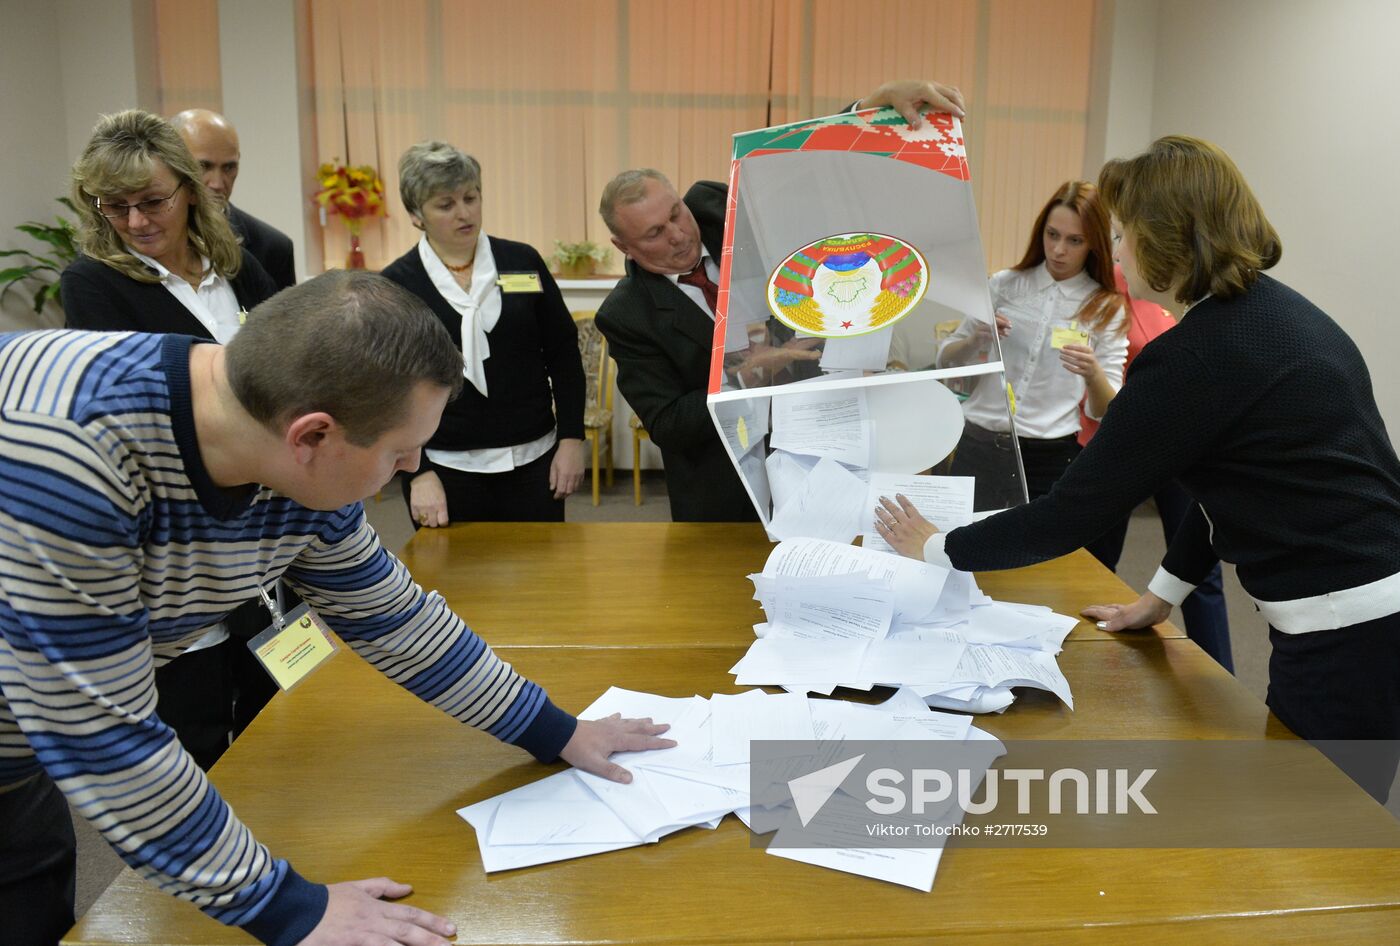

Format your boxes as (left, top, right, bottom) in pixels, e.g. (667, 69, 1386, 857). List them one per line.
(938, 180, 1127, 510)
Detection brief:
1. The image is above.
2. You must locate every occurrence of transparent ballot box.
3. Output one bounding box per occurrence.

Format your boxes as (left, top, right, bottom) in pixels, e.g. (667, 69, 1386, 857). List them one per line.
(707, 107, 1025, 542)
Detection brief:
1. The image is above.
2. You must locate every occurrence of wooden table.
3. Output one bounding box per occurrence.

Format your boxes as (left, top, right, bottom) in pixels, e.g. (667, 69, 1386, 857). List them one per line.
(395, 522, 1183, 646)
(66, 524, 1400, 945)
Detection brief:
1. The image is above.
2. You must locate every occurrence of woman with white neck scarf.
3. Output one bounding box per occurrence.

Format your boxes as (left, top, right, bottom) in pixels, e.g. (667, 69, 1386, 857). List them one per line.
(383, 141, 586, 527)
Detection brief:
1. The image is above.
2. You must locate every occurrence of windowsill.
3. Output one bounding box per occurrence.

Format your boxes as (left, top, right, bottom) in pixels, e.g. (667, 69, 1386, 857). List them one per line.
(556, 276, 622, 290)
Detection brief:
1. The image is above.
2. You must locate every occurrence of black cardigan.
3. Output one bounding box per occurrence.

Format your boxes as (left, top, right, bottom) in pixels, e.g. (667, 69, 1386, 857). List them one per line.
(945, 274, 1400, 605)
(380, 236, 585, 451)
(60, 250, 278, 337)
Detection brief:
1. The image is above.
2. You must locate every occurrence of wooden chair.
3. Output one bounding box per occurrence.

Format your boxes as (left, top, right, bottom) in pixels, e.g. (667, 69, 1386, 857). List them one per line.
(573, 311, 614, 505)
(630, 414, 651, 505)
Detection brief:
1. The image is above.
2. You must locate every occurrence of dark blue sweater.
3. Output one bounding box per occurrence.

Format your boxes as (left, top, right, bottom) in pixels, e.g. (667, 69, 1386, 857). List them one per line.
(946, 275, 1400, 604)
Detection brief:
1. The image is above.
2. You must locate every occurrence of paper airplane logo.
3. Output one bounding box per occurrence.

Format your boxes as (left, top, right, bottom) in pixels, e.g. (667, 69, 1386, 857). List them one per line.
(788, 754, 865, 827)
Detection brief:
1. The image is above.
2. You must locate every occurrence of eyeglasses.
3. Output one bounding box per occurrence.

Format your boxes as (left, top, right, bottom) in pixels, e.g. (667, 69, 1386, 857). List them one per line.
(95, 185, 183, 220)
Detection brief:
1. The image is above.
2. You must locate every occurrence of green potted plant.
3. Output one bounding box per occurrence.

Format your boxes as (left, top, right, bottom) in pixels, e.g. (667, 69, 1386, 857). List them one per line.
(0, 198, 79, 316)
(551, 239, 612, 279)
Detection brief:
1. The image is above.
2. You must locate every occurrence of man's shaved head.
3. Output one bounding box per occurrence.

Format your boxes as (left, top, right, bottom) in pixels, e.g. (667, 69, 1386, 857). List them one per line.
(171, 108, 241, 205)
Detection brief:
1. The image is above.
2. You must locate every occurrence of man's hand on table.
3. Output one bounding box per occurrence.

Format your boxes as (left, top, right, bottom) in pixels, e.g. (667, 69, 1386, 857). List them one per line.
(299, 877, 456, 946)
(561, 713, 676, 783)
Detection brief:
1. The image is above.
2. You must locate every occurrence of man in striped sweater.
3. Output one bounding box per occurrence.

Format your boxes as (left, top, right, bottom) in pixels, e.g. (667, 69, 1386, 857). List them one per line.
(0, 271, 671, 946)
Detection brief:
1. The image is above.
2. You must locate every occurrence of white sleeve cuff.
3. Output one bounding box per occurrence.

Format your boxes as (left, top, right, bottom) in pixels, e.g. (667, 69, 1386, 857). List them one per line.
(1147, 566, 1196, 607)
(922, 532, 954, 570)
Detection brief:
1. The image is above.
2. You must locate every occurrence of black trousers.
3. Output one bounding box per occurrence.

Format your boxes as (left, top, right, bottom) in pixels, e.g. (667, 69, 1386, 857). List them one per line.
(153, 598, 280, 771)
(1266, 610, 1400, 804)
(403, 445, 564, 527)
(0, 772, 76, 946)
(226, 598, 283, 738)
(949, 424, 1081, 509)
(154, 642, 233, 771)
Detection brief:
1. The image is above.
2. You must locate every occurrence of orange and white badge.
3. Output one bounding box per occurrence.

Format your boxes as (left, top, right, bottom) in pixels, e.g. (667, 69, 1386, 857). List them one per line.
(248, 604, 340, 691)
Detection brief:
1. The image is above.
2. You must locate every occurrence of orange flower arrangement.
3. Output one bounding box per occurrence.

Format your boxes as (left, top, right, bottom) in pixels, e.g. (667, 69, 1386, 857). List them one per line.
(313, 161, 387, 236)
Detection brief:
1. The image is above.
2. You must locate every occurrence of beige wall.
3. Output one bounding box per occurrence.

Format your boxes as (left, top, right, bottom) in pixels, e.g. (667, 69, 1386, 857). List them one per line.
(218, 0, 317, 281)
(0, 1, 87, 329)
(1085, 0, 1159, 175)
(1143, 0, 1400, 432)
(57, 0, 141, 168)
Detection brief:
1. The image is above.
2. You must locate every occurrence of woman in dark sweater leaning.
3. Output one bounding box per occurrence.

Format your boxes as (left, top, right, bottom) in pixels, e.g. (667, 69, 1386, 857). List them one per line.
(877, 136, 1400, 802)
(382, 142, 586, 526)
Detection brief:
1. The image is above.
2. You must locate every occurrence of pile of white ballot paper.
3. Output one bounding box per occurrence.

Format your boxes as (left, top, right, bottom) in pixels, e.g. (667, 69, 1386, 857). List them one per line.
(458, 686, 1002, 891)
(734, 537, 1075, 713)
(459, 538, 1079, 890)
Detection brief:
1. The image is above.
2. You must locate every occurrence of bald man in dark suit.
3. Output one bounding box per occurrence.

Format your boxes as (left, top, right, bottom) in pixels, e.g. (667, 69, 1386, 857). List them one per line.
(173, 108, 296, 290)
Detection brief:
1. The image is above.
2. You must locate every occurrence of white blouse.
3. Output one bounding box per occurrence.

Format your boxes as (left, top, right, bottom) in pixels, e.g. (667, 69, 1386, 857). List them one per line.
(128, 248, 243, 344)
(939, 263, 1128, 440)
(418, 230, 501, 398)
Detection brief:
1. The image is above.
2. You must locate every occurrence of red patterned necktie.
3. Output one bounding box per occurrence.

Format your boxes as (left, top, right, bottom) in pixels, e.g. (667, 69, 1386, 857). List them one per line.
(677, 258, 718, 315)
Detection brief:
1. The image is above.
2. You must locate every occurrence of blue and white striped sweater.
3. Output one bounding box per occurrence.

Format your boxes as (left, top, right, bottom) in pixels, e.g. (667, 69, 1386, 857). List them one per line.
(0, 330, 574, 945)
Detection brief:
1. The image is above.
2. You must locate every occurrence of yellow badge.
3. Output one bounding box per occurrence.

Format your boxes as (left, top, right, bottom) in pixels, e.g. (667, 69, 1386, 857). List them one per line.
(1007, 382, 1017, 415)
(247, 605, 339, 691)
(497, 272, 543, 293)
(1051, 325, 1090, 349)
(737, 415, 750, 450)
(237, 308, 250, 325)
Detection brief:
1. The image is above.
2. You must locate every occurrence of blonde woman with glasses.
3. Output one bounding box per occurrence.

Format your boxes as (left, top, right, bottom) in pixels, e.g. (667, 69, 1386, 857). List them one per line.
(58, 108, 281, 773)
(61, 108, 277, 341)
